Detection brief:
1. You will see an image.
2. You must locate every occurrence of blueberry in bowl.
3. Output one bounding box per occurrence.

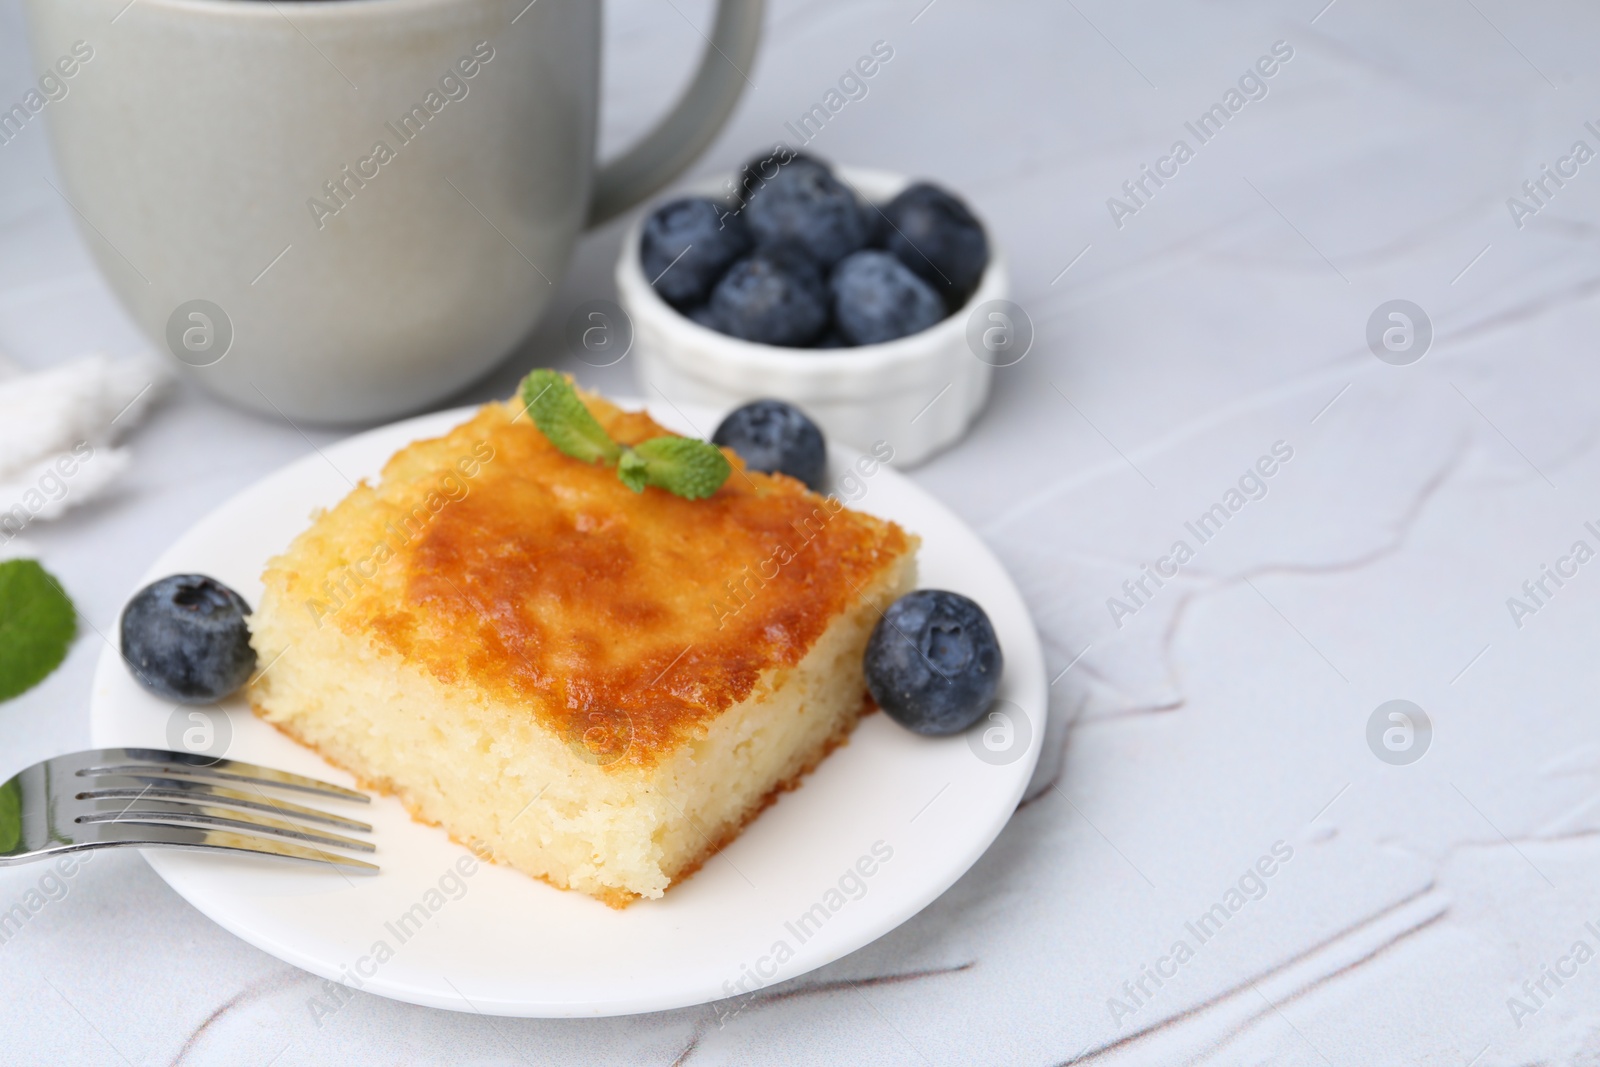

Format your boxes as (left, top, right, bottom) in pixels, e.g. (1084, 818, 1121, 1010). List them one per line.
(121, 574, 257, 704)
(708, 243, 830, 347)
(743, 157, 871, 269)
(831, 250, 945, 346)
(876, 182, 990, 311)
(617, 158, 1007, 467)
(631, 153, 991, 351)
(730, 147, 830, 211)
(713, 399, 828, 491)
(641, 197, 751, 308)
(864, 589, 1003, 736)
(684, 303, 724, 331)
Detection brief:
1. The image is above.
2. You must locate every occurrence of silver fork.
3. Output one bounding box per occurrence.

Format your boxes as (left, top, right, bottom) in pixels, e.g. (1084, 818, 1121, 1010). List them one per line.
(0, 747, 377, 872)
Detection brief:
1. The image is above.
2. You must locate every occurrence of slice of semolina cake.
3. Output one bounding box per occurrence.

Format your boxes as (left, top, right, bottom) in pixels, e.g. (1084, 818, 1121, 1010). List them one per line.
(247, 389, 917, 906)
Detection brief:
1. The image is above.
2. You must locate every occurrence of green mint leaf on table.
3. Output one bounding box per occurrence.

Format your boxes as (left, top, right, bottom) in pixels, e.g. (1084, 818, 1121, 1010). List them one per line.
(517, 370, 731, 500)
(0, 559, 77, 702)
(520, 369, 621, 466)
(625, 436, 732, 500)
(0, 779, 19, 854)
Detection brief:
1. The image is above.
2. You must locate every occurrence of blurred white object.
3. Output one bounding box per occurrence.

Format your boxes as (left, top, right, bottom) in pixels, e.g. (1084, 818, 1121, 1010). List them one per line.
(0, 353, 170, 538)
(619, 167, 1006, 468)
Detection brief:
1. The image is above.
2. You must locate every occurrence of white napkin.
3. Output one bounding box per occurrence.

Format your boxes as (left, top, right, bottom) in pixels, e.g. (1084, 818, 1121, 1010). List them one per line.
(0, 352, 170, 540)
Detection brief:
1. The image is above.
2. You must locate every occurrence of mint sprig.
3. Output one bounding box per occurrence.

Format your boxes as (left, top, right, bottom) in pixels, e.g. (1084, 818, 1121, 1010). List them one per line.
(518, 371, 731, 500)
(521, 369, 621, 466)
(627, 436, 730, 499)
(0, 559, 77, 703)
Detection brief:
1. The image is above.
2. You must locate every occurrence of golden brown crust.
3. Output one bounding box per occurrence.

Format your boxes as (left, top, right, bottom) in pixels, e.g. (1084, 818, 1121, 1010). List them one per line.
(285, 394, 910, 768)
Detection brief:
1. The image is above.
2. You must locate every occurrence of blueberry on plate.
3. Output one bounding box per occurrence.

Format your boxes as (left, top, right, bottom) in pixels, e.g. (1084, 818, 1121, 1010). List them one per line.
(878, 182, 989, 310)
(744, 160, 870, 268)
(121, 574, 257, 704)
(830, 250, 946, 345)
(709, 244, 829, 346)
(640, 197, 752, 308)
(713, 399, 828, 490)
(865, 589, 1003, 736)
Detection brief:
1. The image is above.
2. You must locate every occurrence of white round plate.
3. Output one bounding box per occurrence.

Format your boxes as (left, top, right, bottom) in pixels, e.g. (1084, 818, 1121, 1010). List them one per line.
(90, 401, 1046, 1018)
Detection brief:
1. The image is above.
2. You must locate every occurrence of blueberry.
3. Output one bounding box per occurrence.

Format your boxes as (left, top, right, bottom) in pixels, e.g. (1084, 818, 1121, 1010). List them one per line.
(830, 250, 945, 345)
(745, 161, 870, 268)
(733, 148, 831, 209)
(641, 197, 752, 308)
(713, 399, 827, 490)
(709, 244, 829, 346)
(685, 303, 724, 332)
(814, 329, 852, 349)
(865, 590, 1003, 736)
(878, 182, 989, 309)
(121, 574, 256, 704)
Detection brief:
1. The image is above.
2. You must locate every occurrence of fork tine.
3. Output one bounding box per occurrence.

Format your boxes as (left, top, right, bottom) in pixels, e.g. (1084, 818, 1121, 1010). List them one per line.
(76, 799, 376, 853)
(76, 774, 372, 832)
(82, 748, 369, 803)
(84, 820, 379, 872)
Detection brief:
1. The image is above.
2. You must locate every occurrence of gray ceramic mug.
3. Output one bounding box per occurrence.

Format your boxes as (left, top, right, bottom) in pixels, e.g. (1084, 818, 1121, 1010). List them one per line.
(24, 0, 763, 422)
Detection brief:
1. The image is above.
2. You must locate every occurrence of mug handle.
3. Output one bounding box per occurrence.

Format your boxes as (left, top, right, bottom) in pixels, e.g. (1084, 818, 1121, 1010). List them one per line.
(585, 0, 765, 228)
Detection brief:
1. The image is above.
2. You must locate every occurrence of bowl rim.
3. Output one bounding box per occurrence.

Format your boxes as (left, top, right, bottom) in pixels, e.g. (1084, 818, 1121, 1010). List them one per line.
(615, 165, 1007, 374)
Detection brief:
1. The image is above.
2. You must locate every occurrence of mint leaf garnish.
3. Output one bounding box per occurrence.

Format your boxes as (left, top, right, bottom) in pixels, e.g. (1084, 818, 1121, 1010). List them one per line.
(0, 559, 77, 702)
(520, 369, 621, 466)
(626, 436, 732, 500)
(516, 370, 731, 500)
(616, 449, 650, 493)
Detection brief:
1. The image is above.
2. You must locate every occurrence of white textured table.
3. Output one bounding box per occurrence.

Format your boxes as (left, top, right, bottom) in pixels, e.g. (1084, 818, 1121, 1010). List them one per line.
(4, 1, 1600, 1063)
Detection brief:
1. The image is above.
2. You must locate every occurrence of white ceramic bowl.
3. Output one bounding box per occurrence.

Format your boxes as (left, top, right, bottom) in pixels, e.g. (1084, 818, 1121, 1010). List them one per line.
(617, 166, 1005, 467)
